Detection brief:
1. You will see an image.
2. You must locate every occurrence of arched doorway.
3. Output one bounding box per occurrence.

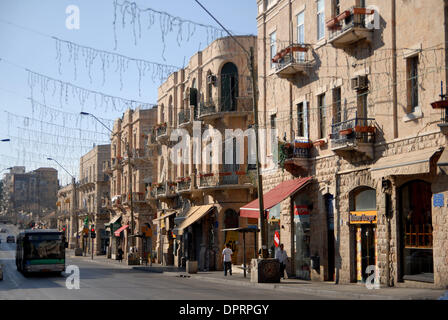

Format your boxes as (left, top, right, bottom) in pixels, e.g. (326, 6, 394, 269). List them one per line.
(399, 180, 433, 282)
(349, 187, 377, 283)
(220, 63, 238, 112)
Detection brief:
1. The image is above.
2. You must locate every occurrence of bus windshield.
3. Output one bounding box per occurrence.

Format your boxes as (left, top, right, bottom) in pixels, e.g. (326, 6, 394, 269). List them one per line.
(24, 234, 64, 260)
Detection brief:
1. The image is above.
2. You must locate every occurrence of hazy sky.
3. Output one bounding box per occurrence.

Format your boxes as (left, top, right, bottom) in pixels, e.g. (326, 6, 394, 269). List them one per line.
(0, 0, 258, 185)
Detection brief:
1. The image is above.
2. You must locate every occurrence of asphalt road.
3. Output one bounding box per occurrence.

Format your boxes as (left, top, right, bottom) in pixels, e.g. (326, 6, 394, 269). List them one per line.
(0, 224, 333, 300)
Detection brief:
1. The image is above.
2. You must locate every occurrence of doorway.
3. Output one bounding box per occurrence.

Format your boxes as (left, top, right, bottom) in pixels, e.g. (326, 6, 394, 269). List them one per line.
(325, 194, 335, 281)
(359, 225, 376, 282)
(399, 180, 433, 283)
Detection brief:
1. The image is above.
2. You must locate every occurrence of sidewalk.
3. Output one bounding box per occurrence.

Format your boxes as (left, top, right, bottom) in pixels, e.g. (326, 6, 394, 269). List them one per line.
(66, 251, 447, 300)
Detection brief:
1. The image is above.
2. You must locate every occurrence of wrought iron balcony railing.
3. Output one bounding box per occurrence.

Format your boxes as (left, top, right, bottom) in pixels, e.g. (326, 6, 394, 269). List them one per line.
(330, 117, 376, 147)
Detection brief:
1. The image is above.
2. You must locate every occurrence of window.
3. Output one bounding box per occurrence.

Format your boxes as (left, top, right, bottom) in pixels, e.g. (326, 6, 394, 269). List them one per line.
(318, 94, 326, 139)
(357, 89, 368, 119)
(297, 103, 305, 137)
(317, 0, 325, 40)
(297, 11, 305, 61)
(333, 87, 342, 124)
(270, 113, 277, 156)
(332, 0, 340, 17)
(270, 113, 277, 129)
(407, 56, 419, 113)
(270, 31, 277, 69)
(266, 0, 276, 10)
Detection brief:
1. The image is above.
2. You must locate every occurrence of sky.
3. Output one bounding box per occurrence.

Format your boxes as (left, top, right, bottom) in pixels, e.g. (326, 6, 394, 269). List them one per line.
(0, 0, 258, 186)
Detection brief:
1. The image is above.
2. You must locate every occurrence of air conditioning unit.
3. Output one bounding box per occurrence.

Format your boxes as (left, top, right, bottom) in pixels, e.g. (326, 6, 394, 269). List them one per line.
(351, 75, 368, 91)
(207, 74, 217, 86)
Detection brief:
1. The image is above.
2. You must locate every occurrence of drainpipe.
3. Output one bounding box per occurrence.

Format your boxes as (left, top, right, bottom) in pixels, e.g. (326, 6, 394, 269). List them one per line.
(392, 0, 398, 139)
(334, 159, 341, 284)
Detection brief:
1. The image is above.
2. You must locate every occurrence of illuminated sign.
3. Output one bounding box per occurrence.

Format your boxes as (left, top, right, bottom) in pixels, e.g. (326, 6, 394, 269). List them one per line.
(350, 211, 377, 224)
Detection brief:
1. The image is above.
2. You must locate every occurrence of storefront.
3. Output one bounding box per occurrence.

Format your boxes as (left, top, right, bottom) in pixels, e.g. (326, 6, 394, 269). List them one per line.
(399, 180, 433, 283)
(293, 193, 312, 280)
(349, 187, 377, 283)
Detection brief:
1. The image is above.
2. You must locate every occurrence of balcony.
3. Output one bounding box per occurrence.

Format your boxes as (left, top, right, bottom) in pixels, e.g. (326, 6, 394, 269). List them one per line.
(281, 139, 313, 172)
(154, 181, 177, 200)
(155, 123, 171, 144)
(330, 117, 376, 159)
(431, 99, 448, 133)
(272, 44, 313, 79)
(198, 97, 252, 123)
(327, 7, 375, 48)
(178, 109, 193, 129)
(198, 171, 254, 191)
(175, 175, 197, 195)
(103, 161, 112, 175)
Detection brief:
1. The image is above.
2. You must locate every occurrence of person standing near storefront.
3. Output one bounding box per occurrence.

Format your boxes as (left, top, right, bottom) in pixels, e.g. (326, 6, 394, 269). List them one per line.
(222, 243, 233, 276)
(275, 243, 288, 279)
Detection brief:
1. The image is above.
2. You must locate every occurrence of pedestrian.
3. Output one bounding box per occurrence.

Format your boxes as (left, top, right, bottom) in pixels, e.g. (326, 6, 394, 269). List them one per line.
(275, 243, 288, 279)
(117, 247, 123, 263)
(222, 243, 233, 276)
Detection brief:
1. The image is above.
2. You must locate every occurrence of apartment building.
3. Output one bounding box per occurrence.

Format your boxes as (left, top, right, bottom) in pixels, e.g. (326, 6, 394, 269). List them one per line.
(77, 144, 111, 255)
(153, 36, 259, 271)
(254, 0, 448, 288)
(56, 182, 76, 248)
(106, 107, 158, 261)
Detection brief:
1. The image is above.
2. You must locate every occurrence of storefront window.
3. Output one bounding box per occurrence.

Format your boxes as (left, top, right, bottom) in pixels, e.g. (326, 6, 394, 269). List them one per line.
(267, 203, 280, 258)
(293, 194, 311, 280)
(400, 180, 433, 282)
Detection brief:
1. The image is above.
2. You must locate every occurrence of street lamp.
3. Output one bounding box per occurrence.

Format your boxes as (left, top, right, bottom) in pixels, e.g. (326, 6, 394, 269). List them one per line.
(80, 112, 137, 257)
(47, 157, 80, 251)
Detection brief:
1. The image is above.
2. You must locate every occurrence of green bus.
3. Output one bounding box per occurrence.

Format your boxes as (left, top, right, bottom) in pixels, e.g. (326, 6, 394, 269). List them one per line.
(16, 229, 67, 275)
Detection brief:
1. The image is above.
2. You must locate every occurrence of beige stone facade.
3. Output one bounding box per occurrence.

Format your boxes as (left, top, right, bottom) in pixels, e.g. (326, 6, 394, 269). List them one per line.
(154, 36, 259, 270)
(107, 107, 158, 261)
(256, 0, 448, 288)
(77, 144, 111, 255)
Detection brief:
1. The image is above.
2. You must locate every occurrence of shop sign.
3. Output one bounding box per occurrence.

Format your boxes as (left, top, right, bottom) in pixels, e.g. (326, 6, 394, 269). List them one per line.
(350, 211, 377, 224)
(294, 205, 310, 216)
(433, 194, 444, 208)
(274, 231, 280, 247)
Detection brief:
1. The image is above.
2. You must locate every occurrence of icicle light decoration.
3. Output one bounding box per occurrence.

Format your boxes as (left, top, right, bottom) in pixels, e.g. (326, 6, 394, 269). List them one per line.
(113, 0, 226, 60)
(27, 70, 156, 112)
(54, 37, 179, 96)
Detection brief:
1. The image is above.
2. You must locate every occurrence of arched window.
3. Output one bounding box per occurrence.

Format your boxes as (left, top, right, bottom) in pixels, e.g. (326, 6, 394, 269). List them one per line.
(206, 70, 213, 103)
(220, 62, 238, 112)
(350, 187, 376, 212)
(160, 103, 165, 124)
(168, 96, 173, 125)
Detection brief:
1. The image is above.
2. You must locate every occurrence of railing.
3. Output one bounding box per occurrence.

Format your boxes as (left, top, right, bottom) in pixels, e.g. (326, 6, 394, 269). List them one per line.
(330, 117, 376, 147)
(273, 43, 311, 74)
(328, 7, 374, 41)
(156, 125, 167, 137)
(154, 182, 176, 198)
(176, 179, 192, 192)
(178, 109, 191, 126)
(283, 140, 312, 160)
(199, 97, 252, 118)
(199, 174, 217, 188)
(199, 171, 253, 188)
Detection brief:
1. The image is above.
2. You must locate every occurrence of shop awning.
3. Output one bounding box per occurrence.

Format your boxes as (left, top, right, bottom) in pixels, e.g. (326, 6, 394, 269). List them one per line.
(370, 147, 443, 180)
(176, 205, 215, 236)
(153, 210, 177, 222)
(240, 177, 312, 219)
(114, 225, 129, 237)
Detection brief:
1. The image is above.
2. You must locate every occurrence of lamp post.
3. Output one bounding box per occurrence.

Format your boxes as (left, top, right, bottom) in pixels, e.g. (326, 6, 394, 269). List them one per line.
(80, 112, 136, 258)
(47, 157, 80, 250)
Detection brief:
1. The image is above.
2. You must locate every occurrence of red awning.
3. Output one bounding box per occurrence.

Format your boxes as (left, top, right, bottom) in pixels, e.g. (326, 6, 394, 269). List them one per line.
(114, 225, 129, 237)
(240, 177, 312, 219)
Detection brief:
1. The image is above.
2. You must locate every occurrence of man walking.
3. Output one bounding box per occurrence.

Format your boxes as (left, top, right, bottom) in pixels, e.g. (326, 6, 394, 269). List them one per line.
(275, 243, 288, 279)
(222, 243, 233, 276)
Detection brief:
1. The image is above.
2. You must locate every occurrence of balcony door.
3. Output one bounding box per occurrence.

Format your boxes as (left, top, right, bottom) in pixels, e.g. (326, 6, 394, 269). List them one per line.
(220, 62, 238, 112)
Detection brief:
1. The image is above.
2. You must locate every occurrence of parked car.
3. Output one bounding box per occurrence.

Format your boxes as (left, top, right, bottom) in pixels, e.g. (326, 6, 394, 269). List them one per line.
(6, 235, 15, 243)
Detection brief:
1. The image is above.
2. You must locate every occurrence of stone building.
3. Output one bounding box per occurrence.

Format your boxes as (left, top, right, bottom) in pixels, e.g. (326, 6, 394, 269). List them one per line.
(253, 0, 448, 288)
(153, 36, 259, 271)
(77, 144, 111, 255)
(56, 183, 76, 248)
(106, 107, 158, 261)
(3, 166, 58, 218)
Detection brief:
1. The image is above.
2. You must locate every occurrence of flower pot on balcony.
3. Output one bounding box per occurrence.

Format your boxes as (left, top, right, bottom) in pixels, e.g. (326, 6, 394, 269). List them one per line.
(294, 142, 313, 149)
(219, 172, 232, 177)
(326, 17, 340, 28)
(236, 171, 246, 176)
(337, 10, 351, 21)
(352, 7, 375, 15)
(339, 128, 353, 135)
(354, 126, 376, 133)
(431, 100, 448, 109)
(313, 140, 326, 147)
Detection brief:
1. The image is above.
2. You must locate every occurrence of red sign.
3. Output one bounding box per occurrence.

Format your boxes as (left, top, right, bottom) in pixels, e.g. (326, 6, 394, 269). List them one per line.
(294, 205, 310, 216)
(274, 231, 280, 247)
